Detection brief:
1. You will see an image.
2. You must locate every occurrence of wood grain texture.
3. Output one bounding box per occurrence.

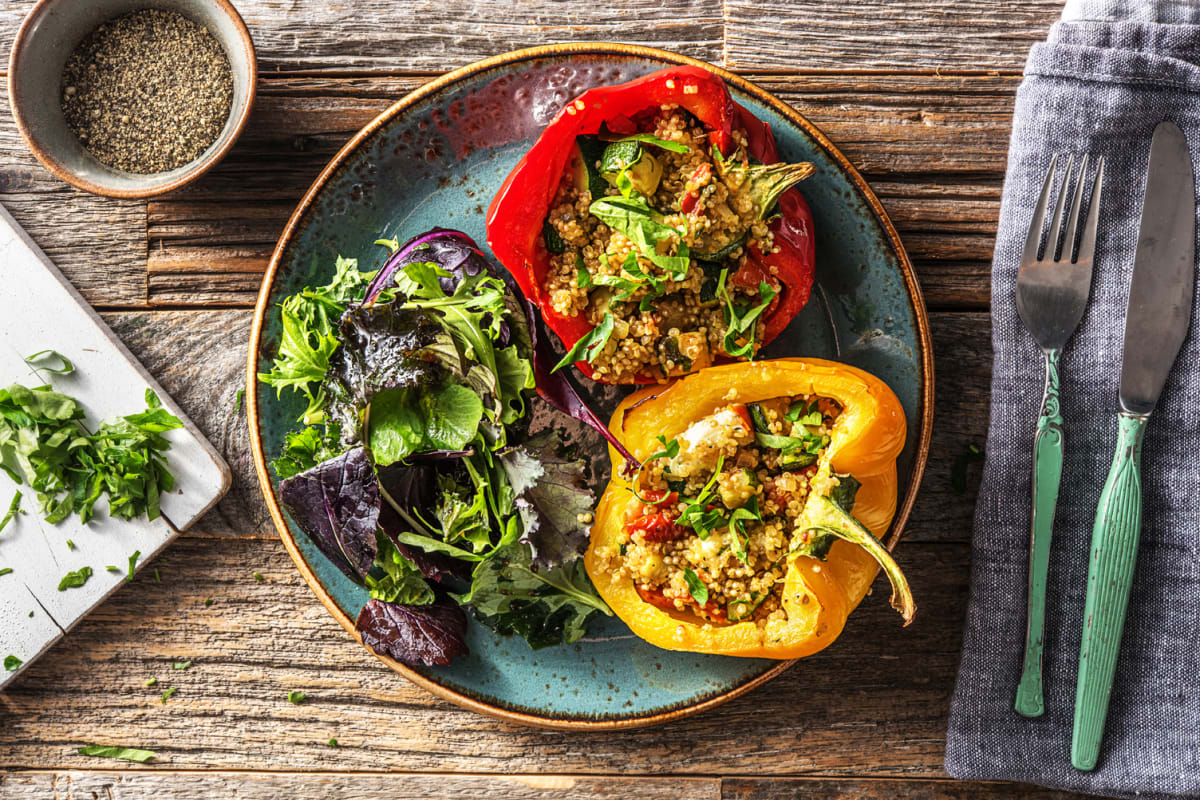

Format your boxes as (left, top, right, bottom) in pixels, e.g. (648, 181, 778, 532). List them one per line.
(0, 772, 720, 799)
(724, 0, 1062, 71)
(722, 777, 1087, 799)
(0, 0, 724, 74)
(0, 535, 963, 775)
(93, 309, 991, 542)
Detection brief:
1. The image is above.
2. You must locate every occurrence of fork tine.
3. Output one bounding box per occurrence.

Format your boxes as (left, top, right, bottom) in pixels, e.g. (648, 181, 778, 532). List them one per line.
(1022, 154, 1059, 266)
(1075, 156, 1105, 265)
(1045, 154, 1074, 261)
(1062, 154, 1089, 262)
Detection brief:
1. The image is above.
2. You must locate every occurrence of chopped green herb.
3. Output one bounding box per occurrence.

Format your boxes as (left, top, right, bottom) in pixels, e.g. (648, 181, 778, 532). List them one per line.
(234, 388, 245, 414)
(27, 611, 33, 617)
(78, 745, 155, 763)
(58, 566, 92, 591)
(287, 691, 307, 705)
(66, 539, 75, 551)
(575, 260, 592, 288)
(127, 550, 140, 582)
(77, 745, 155, 763)
(160, 687, 177, 703)
(951, 442, 986, 494)
(0, 568, 11, 577)
(552, 312, 614, 372)
(682, 568, 708, 606)
(106, 565, 120, 573)
(717, 269, 777, 359)
(204, 598, 214, 607)
(253, 572, 264, 582)
(614, 132, 690, 154)
(588, 193, 690, 280)
(172, 661, 192, 671)
(0, 491, 22, 534)
(4, 654, 21, 671)
(153, 568, 160, 583)
(327, 738, 338, 747)
(145, 677, 157, 686)
(24, 349, 74, 375)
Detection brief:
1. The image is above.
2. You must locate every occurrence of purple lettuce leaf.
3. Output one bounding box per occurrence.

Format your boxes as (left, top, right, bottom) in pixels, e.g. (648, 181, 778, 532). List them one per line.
(499, 434, 595, 570)
(355, 596, 469, 667)
(278, 447, 380, 581)
(522, 298, 639, 471)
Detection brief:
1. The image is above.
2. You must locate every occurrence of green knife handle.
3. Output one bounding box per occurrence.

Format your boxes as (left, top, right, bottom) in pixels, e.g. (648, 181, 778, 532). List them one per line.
(1015, 348, 1063, 718)
(1071, 411, 1147, 771)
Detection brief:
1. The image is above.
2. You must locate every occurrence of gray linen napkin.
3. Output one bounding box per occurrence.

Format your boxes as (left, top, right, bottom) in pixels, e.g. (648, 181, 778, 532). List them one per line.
(944, 5, 1200, 799)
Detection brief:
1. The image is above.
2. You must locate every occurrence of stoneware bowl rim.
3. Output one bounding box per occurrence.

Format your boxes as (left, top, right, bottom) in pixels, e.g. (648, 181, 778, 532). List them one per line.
(7, 0, 258, 199)
(247, 42, 936, 731)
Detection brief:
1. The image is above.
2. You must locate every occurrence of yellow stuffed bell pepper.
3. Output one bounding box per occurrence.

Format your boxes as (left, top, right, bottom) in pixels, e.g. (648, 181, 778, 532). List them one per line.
(584, 358, 915, 659)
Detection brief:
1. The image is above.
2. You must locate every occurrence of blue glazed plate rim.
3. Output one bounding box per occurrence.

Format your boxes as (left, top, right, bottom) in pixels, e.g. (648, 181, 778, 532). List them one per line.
(246, 42, 934, 730)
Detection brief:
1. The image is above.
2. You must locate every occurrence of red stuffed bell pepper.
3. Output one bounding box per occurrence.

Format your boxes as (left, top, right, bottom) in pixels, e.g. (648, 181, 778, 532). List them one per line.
(486, 65, 816, 385)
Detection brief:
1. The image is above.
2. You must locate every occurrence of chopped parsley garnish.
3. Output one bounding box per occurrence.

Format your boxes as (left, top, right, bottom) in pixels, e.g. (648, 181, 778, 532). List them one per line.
(327, 738, 338, 747)
(0, 490, 22, 533)
(0, 380, 182, 527)
(66, 539, 75, 551)
(682, 568, 708, 606)
(106, 565, 120, 573)
(24, 349, 74, 375)
(160, 687, 177, 703)
(253, 572, 265, 583)
(145, 677, 157, 686)
(58, 566, 92, 591)
(77, 745, 155, 763)
(172, 661, 192, 671)
(287, 691, 307, 705)
(4, 654, 21, 671)
(204, 598, 214, 607)
(552, 312, 615, 372)
(716, 268, 777, 359)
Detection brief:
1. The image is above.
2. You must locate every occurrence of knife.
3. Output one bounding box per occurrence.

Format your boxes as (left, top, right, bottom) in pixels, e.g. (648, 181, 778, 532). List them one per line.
(1071, 121, 1196, 771)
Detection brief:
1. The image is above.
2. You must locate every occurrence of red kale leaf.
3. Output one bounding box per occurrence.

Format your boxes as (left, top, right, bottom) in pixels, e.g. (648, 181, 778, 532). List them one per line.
(355, 596, 469, 667)
(278, 446, 380, 580)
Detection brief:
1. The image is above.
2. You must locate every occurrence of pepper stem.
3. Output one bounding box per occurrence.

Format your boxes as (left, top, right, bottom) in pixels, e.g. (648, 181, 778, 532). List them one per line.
(800, 496, 916, 626)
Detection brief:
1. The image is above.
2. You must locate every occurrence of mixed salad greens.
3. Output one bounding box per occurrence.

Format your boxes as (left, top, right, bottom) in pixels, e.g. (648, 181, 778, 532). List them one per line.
(260, 229, 623, 666)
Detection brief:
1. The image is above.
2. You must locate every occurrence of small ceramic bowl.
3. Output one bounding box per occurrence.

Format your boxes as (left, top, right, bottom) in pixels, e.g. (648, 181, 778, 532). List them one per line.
(8, 0, 256, 198)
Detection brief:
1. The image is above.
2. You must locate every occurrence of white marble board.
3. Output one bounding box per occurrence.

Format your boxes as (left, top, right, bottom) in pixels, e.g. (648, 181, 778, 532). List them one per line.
(0, 202, 231, 690)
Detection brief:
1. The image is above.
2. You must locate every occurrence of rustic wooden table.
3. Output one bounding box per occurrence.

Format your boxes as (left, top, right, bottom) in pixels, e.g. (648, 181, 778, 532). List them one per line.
(0, 1, 1098, 798)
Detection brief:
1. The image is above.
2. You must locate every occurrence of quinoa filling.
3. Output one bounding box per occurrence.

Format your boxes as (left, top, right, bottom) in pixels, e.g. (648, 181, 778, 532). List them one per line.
(599, 394, 853, 626)
(543, 106, 814, 383)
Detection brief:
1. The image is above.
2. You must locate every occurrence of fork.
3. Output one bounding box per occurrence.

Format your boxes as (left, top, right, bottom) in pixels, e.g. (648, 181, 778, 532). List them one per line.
(1013, 154, 1105, 718)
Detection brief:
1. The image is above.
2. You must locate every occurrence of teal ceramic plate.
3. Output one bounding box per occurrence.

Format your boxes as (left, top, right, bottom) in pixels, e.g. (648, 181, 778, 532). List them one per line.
(248, 43, 933, 730)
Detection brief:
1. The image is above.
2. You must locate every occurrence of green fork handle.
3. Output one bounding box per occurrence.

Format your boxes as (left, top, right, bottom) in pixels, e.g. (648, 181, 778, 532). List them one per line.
(1015, 348, 1064, 718)
(1071, 411, 1147, 771)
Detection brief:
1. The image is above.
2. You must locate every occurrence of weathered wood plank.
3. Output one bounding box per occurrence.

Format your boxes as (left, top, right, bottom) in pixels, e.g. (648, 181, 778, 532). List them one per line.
(143, 74, 1011, 309)
(722, 777, 1089, 800)
(0, 771, 719, 799)
(0, 535, 965, 776)
(724, 1, 1061, 71)
(0, 0, 724, 74)
(96, 309, 991, 542)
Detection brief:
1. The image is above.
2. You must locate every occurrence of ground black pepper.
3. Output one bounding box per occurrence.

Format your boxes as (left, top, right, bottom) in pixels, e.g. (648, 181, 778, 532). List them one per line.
(61, 9, 234, 174)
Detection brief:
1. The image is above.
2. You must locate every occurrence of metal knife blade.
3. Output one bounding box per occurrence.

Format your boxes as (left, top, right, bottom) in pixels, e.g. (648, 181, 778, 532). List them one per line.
(1120, 121, 1197, 416)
